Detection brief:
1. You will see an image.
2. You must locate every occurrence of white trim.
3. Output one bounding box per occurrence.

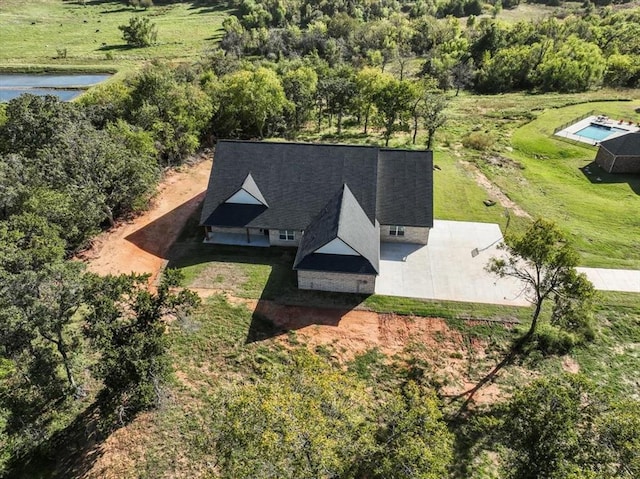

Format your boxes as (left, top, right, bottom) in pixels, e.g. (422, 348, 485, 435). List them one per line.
(389, 225, 405, 236)
(226, 189, 263, 205)
(279, 229, 295, 241)
(315, 238, 360, 256)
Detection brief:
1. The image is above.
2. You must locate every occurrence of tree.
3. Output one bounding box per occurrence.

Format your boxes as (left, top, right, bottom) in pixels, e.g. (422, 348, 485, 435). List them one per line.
(0, 256, 86, 449)
(0, 94, 84, 157)
(533, 36, 605, 92)
(500, 374, 640, 479)
(488, 218, 595, 340)
(216, 67, 289, 138)
(374, 78, 416, 146)
(119, 16, 157, 48)
(39, 121, 158, 229)
(83, 270, 199, 423)
(127, 63, 213, 164)
(371, 381, 454, 479)
(213, 350, 376, 479)
(451, 59, 475, 96)
(354, 67, 389, 134)
(213, 350, 454, 479)
(317, 67, 356, 135)
(417, 91, 448, 149)
(282, 66, 318, 134)
(455, 220, 596, 408)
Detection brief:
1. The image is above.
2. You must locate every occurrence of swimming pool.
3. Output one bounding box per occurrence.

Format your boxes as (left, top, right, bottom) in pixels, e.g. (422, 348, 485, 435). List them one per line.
(575, 123, 628, 142)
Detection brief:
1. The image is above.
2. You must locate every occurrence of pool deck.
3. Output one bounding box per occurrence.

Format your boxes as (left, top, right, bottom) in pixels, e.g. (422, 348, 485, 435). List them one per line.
(554, 115, 639, 146)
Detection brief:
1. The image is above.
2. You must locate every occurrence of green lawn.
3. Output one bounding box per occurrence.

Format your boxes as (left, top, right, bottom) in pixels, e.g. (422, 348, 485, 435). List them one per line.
(434, 91, 640, 269)
(500, 101, 640, 268)
(0, 0, 229, 69)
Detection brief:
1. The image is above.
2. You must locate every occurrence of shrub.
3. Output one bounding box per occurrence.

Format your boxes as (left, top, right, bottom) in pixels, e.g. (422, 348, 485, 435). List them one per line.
(119, 16, 157, 48)
(463, 131, 494, 150)
(530, 323, 578, 355)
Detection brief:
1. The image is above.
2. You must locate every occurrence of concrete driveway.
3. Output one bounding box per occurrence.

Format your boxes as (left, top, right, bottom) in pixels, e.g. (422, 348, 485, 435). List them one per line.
(375, 220, 529, 306)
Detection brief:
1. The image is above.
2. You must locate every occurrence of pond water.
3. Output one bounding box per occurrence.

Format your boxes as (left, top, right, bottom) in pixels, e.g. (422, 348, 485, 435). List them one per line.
(0, 73, 112, 102)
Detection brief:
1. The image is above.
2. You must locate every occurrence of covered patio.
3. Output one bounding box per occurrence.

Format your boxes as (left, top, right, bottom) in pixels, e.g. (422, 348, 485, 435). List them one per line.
(204, 230, 270, 247)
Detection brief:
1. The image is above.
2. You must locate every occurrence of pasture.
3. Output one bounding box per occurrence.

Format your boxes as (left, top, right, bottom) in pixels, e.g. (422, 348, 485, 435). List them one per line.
(0, 0, 228, 69)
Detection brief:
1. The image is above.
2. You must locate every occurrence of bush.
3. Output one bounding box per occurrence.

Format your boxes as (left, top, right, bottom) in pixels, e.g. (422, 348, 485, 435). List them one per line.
(119, 16, 157, 48)
(463, 131, 494, 150)
(530, 323, 578, 355)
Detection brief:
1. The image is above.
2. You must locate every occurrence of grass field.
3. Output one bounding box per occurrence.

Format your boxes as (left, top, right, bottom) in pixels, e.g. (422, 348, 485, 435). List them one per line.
(0, 0, 229, 69)
(498, 101, 639, 268)
(434, 91, 640, 269)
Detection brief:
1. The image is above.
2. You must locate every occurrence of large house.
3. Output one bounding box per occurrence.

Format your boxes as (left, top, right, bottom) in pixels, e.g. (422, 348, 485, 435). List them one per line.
(200, 140, 433, 294)
(595, 132, 640, 173)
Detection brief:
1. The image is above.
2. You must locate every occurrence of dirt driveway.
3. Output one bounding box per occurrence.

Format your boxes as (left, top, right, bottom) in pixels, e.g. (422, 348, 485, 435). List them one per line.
(80, 158, 213, 283)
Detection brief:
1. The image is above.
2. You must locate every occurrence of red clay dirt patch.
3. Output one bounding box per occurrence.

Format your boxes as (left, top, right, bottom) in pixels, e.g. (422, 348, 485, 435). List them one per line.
(245, 299, 507, 404)
(79, 158, 213, 284)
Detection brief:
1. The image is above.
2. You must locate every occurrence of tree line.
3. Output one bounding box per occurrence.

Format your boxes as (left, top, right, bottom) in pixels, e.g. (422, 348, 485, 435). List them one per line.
(220, 1, 640, 92)
(0, 77, 204, 473)
(207, 348, 639, 478)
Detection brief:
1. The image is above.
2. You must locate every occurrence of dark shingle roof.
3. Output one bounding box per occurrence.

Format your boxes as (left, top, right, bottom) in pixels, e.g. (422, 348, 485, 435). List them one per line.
(200, 141, 379, 229)
(376, 149, 434, 227)
(200, 140, 433, 231)
(600, 132, 640, 156)
(293, 184, 379, 274)
(294, 254, 377, 275)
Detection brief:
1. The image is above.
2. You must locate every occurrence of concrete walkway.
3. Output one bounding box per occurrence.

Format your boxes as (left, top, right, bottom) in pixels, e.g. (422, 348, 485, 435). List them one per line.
(375, 220, 640, 306)
(578, 267, 640, 293)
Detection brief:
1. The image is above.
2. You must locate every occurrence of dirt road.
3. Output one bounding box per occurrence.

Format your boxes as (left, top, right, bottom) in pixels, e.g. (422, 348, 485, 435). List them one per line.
(81, 158, 213, 283)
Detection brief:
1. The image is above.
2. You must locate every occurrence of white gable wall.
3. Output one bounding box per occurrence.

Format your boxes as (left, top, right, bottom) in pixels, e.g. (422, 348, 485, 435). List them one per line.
(226, 189, 263, 205)
(315, 238, 360, 256)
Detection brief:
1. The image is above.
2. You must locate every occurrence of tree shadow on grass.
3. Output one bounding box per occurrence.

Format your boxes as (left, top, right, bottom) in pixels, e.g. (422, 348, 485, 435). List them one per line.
(580, 161, 640, 195)
(445, 331, 533, 418)
(98, 44, 136, 51)
(187, 1, 234, 14)
(4, 401, 107, 479)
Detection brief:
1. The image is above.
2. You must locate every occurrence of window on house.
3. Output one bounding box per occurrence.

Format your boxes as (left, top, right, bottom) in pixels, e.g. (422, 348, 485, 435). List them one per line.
(389, 226, 405, 236)
(279, 229, 295, 241)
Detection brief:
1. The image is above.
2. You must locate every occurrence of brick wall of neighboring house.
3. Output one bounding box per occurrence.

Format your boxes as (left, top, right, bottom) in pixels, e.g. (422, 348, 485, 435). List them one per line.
(268, 229, 302, 247)
(596, 147, 616, 173)
(611, 156, 640, 173)
(596, 148, 640, 173)
(380, 226, 430, 244)
(297, 270, 376, 294)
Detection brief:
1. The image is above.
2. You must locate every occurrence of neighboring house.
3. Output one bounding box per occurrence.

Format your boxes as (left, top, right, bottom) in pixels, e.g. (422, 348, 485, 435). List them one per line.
(200, 140, 433, 294)
(595, 132, 640, 173)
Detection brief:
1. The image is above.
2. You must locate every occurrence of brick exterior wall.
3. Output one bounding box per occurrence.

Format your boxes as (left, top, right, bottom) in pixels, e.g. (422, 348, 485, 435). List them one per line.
(613, 156, 640, 173)
(268, 229, 302, 247)
(595, 148, 616, 173)
(596, 148, 640, 174)
(297, 270, 376, 294)
(380, 226, 430, 244)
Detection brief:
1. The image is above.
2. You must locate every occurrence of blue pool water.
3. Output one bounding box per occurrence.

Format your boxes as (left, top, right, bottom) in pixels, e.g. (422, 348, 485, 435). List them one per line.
(0, 73, 111, 102)
(575, 123, 628, 141)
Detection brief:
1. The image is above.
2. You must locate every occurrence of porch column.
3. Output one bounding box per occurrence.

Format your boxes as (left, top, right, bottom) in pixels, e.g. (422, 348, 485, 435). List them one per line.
(246, 228, 251, 244)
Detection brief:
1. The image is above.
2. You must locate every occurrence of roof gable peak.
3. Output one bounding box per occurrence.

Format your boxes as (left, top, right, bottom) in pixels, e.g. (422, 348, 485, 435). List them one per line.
(225, 172, 269, 206)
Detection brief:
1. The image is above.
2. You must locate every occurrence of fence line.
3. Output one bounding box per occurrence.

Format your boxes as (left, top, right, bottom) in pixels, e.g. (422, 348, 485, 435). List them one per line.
(553, 110, 596, 134)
